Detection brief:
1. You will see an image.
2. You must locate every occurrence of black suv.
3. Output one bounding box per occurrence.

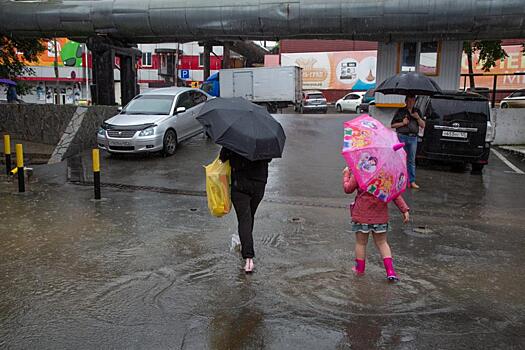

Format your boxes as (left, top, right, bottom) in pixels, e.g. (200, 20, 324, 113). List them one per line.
(415, 91, 495, 172)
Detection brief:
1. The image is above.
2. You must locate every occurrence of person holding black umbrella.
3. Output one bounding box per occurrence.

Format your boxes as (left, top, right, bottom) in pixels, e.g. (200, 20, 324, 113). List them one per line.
(197, 97, 286, 273)
(219, 147, 270, 273)
(390, 95, 425, 189)
(375, 72, 441, 190)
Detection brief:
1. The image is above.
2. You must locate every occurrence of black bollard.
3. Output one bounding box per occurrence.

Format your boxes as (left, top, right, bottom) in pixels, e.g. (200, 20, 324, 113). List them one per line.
(16, 144, 24, 192)
(92, 149, 101, 200)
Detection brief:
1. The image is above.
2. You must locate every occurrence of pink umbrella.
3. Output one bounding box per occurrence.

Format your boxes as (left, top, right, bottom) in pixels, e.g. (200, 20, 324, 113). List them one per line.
(341, 114, 408, 202)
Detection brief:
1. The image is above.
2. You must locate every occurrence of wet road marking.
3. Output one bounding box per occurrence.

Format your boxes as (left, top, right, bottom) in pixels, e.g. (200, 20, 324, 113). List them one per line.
(491, 148, 525, 174)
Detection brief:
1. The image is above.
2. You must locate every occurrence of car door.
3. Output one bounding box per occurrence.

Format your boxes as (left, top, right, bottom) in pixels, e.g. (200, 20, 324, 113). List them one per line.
(344, 93, 361, 111)
(174, 91, 196, 139)
(187, 90, 208, 135)
(340, 94, 351, 110)
(513, 90, 525, 107)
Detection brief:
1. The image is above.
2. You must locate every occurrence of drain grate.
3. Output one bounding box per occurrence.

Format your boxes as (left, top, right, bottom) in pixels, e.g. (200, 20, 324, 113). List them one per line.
(289, 217, 305, 223)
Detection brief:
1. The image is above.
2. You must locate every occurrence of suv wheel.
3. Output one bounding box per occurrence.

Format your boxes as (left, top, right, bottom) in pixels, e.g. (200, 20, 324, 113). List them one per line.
(355, 106, 360, 114)
(501, 102, 508, 108)
(162, 129, 178, 157)
(471, 163, 485, 173)
(336, 104, 342, 113)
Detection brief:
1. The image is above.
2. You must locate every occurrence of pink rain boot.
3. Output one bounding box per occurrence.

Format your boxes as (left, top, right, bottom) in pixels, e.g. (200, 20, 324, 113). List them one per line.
(383, 257, 399, 281)
(352, 259, 366, 275)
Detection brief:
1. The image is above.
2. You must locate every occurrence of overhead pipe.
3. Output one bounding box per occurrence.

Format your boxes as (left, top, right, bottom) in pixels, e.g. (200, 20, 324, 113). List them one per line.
(1, 0, 525, 43)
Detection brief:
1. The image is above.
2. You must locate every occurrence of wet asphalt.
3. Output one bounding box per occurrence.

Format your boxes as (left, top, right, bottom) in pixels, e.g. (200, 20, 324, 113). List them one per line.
(1, 112, 525, 349)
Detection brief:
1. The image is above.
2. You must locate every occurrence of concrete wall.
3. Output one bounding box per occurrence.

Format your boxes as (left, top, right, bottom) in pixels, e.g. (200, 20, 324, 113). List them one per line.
(369, 106, 525, 146)
(0, 104, 77, 144)
(492, 108, 525, 145)
(0, 104, 118, 159)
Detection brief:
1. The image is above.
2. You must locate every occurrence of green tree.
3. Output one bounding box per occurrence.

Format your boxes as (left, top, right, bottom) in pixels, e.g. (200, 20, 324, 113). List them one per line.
(463, 40, 508, 88)
(0, 33, 45, 95)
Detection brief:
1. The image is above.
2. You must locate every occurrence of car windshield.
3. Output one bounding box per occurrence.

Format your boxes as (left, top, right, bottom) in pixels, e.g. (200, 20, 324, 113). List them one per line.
(364, 89, 375, 98)
(428, 98, 489, 122)
(307, 93, 324, 99)
(123, 95, 174, 115)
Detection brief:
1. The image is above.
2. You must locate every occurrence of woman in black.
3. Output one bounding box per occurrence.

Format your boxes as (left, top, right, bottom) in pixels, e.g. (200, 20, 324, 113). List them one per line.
(219, 147, 270, 273)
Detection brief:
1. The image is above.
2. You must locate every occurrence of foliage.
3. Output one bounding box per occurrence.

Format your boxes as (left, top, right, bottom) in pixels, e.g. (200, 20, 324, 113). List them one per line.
(0, 33, 46, 95)
(464, 40, 508, 72)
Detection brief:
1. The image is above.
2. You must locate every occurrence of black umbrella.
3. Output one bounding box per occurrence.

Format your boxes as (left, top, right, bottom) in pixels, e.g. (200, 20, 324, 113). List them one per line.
(197, 97, 286, 161)
(375, 72, 442, 96)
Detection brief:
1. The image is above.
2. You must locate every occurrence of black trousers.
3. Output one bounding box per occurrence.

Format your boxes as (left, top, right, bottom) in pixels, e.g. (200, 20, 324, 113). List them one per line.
(231, 180, 266, 259)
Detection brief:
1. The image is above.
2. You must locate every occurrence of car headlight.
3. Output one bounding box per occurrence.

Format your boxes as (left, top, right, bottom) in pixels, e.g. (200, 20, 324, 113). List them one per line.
(139, 127, 155, 137)
(97, 128, 106, 136)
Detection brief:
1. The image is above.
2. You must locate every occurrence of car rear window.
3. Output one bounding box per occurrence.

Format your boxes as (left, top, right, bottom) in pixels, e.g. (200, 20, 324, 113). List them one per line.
(427, 98, 489, 122)
(307, 93, 325, 99)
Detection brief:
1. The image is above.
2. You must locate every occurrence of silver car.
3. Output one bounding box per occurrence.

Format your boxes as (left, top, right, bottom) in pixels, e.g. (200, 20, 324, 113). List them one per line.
(97, 87, 211, 155)
(500, 89, 525, 108)
(298, 90, 328, 114)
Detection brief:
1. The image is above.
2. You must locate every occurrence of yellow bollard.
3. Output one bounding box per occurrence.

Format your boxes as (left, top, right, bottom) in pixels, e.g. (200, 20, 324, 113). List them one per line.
(4, 134, 12, 176)
(16, 143, 24, 192)
(92, 149, 101, 199)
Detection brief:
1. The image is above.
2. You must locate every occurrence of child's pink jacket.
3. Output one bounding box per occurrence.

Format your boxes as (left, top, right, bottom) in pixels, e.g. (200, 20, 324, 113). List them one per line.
(343, 172, 409, 224)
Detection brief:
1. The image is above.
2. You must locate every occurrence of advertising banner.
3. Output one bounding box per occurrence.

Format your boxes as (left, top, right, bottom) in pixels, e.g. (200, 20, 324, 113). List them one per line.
(281, 51, 377, 90)
(23, 38, 84, 67)
(460, 45, 525, 89)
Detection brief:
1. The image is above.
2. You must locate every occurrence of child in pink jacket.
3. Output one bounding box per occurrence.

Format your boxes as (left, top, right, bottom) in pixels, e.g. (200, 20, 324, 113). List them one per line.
(343, 167, 410, 281)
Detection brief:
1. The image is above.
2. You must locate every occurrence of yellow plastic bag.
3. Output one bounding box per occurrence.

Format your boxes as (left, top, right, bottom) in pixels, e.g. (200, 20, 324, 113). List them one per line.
(204, 157, 232, 217)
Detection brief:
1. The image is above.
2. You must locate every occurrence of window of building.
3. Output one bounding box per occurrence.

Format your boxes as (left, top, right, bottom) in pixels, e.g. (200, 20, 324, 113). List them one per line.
(399, 41, 440, 76)
(401, 42, 418, 72)
(419, 42, 439, 75)
(199, 53, 204, 67)
(142, 52, 152, 67)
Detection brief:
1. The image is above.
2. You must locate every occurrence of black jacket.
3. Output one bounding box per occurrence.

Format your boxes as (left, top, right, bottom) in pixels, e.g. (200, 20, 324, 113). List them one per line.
(219, 147, 270, 184)
(391, 107, 422, 135)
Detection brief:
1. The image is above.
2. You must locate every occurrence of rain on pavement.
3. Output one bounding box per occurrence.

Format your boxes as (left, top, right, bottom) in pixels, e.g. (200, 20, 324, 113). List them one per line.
(1, 112, 524, 349)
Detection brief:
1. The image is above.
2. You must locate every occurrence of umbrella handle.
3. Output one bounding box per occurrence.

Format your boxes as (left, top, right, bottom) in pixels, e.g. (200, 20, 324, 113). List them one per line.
(393, 143, 405, 151)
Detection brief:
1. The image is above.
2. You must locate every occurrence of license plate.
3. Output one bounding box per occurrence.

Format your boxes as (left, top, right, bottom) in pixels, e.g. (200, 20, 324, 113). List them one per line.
(442, 131, 467, 138)
(109, 140, 132, 146)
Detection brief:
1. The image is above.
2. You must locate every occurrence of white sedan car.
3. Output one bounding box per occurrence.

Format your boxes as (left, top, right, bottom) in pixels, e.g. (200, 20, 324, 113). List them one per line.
(97, 87, 211, 156)
(335, 91, 365, 113)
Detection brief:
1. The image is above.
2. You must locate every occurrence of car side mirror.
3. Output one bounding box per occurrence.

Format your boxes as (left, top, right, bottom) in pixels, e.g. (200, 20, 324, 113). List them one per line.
(117, 106, 123, 112)
(176, 106, 186, 114)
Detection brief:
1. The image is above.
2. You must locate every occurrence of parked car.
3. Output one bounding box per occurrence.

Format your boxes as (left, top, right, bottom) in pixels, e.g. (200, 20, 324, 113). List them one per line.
(415, 91, 495, 172)
(298, 91, 327, 113)
(97, 87, 211, 156)
(500, 89, 525, 108)
(358, 88, 376, 114)
(362, 88, 376, 104)
(358, 101, 375, 114)
(335, 91, 365, 113)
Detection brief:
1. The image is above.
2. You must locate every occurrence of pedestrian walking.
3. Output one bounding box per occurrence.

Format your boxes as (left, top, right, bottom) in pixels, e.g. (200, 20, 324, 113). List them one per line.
(219, 147, 270, 273)
(197, 97, 286, 273)
(6, 85, 18, 103)
(391, 95, 425, 189)
(343, 167, 409, 281)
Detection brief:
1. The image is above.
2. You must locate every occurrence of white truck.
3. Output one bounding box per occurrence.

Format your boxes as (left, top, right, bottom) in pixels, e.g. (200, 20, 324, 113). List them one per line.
(201, 66, 303, 113)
